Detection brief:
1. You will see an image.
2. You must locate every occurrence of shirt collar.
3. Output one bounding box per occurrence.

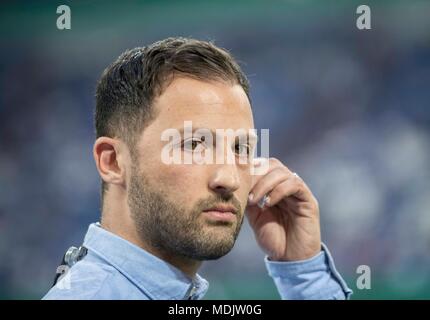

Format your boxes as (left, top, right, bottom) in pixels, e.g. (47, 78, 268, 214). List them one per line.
(83, 223, 209, 300)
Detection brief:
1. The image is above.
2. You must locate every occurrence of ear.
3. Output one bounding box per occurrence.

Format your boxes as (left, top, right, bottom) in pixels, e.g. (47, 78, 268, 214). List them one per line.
(93, 137, 127, 188)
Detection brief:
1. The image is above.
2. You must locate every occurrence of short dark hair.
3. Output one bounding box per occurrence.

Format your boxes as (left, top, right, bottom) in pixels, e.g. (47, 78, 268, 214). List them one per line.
(95, 37, 250, 199)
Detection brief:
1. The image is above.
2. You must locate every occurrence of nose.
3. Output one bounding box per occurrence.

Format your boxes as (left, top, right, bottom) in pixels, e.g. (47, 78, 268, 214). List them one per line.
(208, 164, 240, 197)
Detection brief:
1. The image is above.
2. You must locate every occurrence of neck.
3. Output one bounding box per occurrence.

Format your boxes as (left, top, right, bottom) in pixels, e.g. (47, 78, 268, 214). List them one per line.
(143, 244, 203, 278)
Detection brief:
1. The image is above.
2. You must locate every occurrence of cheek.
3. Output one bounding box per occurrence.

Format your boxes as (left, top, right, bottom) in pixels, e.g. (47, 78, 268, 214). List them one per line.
(239, 167, 252, 191)
(153, 164, 209, 203)
(238, 170, 253, 204)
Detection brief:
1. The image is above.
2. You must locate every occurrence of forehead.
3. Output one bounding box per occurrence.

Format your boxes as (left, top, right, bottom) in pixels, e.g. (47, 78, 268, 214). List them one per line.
(151, 77, 254, 130)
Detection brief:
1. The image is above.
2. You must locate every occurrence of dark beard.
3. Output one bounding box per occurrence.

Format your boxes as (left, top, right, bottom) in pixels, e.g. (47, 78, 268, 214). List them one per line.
(127, 165, 244, 261)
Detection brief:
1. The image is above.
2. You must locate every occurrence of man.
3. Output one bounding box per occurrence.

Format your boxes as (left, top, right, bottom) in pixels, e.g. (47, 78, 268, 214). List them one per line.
(44, 37, 352, 300)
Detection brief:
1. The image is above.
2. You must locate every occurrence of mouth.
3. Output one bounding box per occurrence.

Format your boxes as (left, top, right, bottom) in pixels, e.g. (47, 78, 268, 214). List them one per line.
(202, 204, 238, 222)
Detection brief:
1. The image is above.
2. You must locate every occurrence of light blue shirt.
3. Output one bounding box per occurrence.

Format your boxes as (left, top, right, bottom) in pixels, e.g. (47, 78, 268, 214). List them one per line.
(43, 223, 352, 300)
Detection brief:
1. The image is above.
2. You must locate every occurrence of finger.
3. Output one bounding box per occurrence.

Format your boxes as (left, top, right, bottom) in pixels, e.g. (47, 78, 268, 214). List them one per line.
(248, 166, 289, 205)
(250, 157, 284, 189)
(265, 175, 313, 208)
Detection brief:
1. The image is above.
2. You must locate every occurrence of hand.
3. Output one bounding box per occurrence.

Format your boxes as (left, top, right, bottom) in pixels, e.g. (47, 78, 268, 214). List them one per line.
(246, 158, 321, 261)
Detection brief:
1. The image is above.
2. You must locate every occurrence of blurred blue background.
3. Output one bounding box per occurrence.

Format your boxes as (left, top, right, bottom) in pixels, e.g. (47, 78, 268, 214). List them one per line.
(1, 0, 429, 299)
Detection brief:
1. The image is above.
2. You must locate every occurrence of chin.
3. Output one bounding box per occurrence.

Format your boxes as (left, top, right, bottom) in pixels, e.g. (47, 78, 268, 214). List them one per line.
(194, 245, 235, 261)
(183, 234, 236, 261)
(200, 238, 237, 260)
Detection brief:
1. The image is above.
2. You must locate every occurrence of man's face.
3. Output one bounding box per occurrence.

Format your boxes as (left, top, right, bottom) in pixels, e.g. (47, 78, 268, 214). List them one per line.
(127, 77, 254, 260)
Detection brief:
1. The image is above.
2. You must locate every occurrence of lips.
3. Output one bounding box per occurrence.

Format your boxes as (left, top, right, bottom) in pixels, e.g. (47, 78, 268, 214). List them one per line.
(202, 204, 238, 222)
(203, 204, 238, 215)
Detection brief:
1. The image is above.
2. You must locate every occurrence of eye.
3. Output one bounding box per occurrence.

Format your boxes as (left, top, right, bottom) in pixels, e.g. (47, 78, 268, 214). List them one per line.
(234, 143, 250, 156)
(182, 137, 206, 151)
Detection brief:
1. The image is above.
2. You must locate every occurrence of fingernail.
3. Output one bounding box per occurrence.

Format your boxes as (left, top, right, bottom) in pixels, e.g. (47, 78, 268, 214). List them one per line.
(248, 193, 254, 202)
(253, 159, 262, 167)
